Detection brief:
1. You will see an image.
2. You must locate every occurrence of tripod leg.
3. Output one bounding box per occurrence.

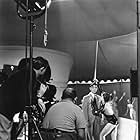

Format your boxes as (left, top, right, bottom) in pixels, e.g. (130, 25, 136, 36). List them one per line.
(32, 118, 43, 140)
(16, 121, 28, 139)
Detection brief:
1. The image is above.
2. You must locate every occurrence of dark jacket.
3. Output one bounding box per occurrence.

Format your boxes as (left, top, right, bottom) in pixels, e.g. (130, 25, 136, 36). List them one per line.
(0, 68, 38, 121)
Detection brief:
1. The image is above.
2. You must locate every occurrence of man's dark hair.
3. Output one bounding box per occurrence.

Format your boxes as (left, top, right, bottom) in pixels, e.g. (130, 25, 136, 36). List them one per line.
(33, 56, 51, 82)
(18, 58, 30, 70)
(33, 56, 49, 70)
(61, 87, 77, 100)
(18, 56, 49, 70)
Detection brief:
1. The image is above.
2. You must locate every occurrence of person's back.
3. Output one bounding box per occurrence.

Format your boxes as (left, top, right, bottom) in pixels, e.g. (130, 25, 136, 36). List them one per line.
(42, 87, 86, 140)
(43, 100, 85, 132)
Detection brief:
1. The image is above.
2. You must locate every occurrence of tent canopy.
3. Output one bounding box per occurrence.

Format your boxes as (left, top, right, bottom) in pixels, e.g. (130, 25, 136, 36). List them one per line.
(0, 0, 137, 81)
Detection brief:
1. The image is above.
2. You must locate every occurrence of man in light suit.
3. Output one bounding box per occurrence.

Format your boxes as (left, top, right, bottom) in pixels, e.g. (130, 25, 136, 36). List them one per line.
(81, 79, 103, 140)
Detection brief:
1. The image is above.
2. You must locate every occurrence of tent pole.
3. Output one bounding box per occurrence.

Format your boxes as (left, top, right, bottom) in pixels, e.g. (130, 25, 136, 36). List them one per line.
(137, 0, 140, 140)
(93, 40, 99, 80)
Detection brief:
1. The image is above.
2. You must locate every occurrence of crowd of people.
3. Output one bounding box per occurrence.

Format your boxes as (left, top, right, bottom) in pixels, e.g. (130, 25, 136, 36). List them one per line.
(0, 56, 137, 140)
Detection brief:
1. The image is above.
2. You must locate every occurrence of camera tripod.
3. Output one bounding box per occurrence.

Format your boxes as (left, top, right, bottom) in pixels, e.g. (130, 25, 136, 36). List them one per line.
(13, 106, 44, 140)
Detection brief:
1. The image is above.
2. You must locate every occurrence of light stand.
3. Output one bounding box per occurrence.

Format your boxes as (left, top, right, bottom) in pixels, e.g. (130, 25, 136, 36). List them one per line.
(137, 0, 140, 140)
(14, 0, 46, 140)
(28, 15, 34, 140)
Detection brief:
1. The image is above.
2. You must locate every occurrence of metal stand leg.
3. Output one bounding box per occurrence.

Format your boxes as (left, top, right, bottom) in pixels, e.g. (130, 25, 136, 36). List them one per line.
(15, 112, 44, 140)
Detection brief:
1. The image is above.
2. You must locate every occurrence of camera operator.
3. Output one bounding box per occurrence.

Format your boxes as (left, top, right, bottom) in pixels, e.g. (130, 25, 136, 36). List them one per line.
(0, 56, 51, 140)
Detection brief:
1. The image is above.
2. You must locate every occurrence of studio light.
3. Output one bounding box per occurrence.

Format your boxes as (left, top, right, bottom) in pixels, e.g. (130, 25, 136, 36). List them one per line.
(15, 0, 46, 19)
(16, 0, 46, 12)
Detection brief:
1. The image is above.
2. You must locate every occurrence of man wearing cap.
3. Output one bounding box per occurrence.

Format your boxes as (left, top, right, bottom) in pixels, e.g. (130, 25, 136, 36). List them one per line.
(42, 87, 87, 140)
(81, 79, 103, 140)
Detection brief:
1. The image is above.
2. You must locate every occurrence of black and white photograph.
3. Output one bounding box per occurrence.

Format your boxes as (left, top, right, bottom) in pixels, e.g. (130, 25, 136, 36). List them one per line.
(0, 0, 139, 140)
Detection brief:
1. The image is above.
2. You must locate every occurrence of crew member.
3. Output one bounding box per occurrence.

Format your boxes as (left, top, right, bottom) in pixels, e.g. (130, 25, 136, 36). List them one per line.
(42, 87, 87, 140)
(0, 56, 50, 140)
